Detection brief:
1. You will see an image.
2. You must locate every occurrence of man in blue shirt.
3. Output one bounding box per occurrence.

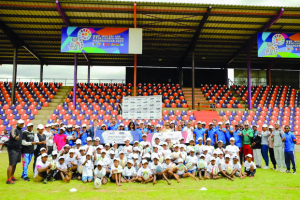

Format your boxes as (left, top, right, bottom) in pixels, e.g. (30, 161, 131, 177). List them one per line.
(65, 125, 76, 147)
(233, 124, 242, 164)
(107, 117, 119, 130)
(215, 122, 226, 148)
(204, 123, 217, 146)
(137, 121, 148, 142)
(148, 124, 157, 134)
(282, 125, 297, 174)
(224, 121, 234, 145)
(194, 121, 204, 144)
(79, 125, 89, 146)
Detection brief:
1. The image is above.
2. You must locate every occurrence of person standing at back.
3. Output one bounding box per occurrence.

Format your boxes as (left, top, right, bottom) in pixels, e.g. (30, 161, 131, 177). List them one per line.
(251, 125, 262, 168)
(43, 124, 54, 155)
(241, 123, 253, 162)
(282, 125, 297, 174)
(261, 124, 270, 169)
(272, 121, 286, 172)
(33, 124, 47, 172)
(21, 123, 36, 181)
(6, 120, 24, 184)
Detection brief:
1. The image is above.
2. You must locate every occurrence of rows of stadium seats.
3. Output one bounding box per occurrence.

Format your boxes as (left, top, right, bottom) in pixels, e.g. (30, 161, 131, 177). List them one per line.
(201, 84, 242, 108)
(65, 83, 132, 104)
(232, 85, 300, 108)
(138, 83, 187, 108)
(0, 82, 62, 132)
(220, 106, 300, 133)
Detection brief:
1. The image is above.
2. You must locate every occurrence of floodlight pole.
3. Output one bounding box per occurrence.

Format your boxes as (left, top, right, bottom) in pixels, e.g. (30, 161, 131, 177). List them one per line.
(11, 47, 18, 105)
(247, 51, 252, 110)
(73, 54, 77, 106)
(192, 52, 195, 110)
(133, 3, 137, 96)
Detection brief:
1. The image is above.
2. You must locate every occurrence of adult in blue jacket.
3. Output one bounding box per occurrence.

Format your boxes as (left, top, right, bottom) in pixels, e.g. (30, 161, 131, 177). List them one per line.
(282, 125, 297, 174)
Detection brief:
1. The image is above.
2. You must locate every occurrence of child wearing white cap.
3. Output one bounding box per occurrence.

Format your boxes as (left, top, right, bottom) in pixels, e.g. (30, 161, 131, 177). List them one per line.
(94, 146, 102, 167)
(137, 160, 153, 184)
(206, 157, 220, 180)
(219, 154, 234, 181)
(33, 124, 47, 173)
(94, 161, 108, 185)
(231, 155, 243, 178)
(225, 137, 240, 162)
(110, 158, 124, 186)
(54, 156, 70, 183)
(76, 147, 86, 180)
(123, 138, 133, 158)
(33, 153, 51, 183)
(242, 154, 256, 178)
(82, 153, 94, 183)
(66, 149, 78, 179)
(122, 160, 137, 182)
(175, 158, 198, 181)
(150, 156, 169, 185)
(185, 149, 198, 176)
(197, 154, 208, 180)
(151, 145, 163, 162)
(161, 142, 172, 158)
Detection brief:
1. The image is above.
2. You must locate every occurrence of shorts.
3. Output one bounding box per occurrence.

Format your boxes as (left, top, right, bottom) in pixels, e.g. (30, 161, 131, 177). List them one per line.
(34, 174, 44, 182)
(245, 169, 256, 176)
(82, 176, 93, 181)
(124, 176, 133, 180)
(199, 171, 205, 176)
(178, 174, 184, 178)
(188, 169, 196, 173)
(155, 174, 163, 180)
(8, 149, 21, 165)
(110, 177, 116, 183)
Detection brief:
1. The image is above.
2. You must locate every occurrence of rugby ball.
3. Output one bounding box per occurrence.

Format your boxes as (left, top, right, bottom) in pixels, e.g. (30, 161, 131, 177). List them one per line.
(78, 165, 83, 174)
(120, 159, 127, 168)
(212, 166, 219, 175)
(145, 147, 151, 154)
(198, 160, 205, 169)
(226, 165, 233, 175)
(155, 165, 163, 173)
(97, 156, 103, 162)
(168, 142, 173, 149)
(170, 163, 177, 170)
(159, 156, 164, 163)
(66, 136, 73, 140)
(50, 161, 57, 170)
(138, 144, 143, 151)
(171, 152, 180, 159)
(94, 178, 102, 189)
(142, 171, 150, 180)
(185, 162, 193, 170)
(47, 156, 52, 163)
(178, 164, 185, 171)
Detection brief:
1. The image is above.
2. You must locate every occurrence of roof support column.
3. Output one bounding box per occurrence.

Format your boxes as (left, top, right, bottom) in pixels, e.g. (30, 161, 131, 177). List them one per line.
(267, 69, 271, 86)
(11, 47, 18, 105)
(224, 68, 228, 86)
(73, 54, 77, 106)
(87, 64, 90, 84)
(133, 3, 137, 96)
(40, 63, 43, 83)
(192, 51, 195, 110)
(178, 67, 183, 87)
(247, 51, 252, 110)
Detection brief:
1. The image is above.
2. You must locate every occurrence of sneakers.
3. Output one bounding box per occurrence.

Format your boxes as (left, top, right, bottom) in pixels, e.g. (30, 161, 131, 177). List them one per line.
(286, 170, 291, 173)
(257, 166, 261, 169)
(43, 179, 47, 184)
(280, 169, 286, 173)
(6, 179, 14, 184)
(293, 172, 296, 175)
(275, 168, 280, 171)
(11, 177, 18, 181)
(22, 177, 30, 181)
(263, 166, 269, 169)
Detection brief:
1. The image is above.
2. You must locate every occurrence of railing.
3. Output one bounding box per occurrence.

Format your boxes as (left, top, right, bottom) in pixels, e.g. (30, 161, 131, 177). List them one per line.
(0, 78, 126, 86)
(197, 102, 216, 111)
(228, 78, 235, 88)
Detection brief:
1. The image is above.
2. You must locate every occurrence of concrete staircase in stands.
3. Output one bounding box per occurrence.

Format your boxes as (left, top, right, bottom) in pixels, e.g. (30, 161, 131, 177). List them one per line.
(30, 86, 73, 126)
(182, 87, 209, 109)
(230, 87, 245, 108)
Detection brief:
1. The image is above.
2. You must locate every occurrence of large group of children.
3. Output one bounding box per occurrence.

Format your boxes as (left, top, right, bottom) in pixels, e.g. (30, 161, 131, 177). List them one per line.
(4, 117, 297, 186)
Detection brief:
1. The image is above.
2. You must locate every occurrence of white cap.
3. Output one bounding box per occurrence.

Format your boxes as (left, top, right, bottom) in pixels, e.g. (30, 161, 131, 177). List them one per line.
(148, 123, 152, 126)
(152, 155, 159, 160)
(197, 121, 201, 124)
(127, 160, 134, 164)
(225, 154, 230, 158)
(252, 124, 258, 128)
(86, 152, 92, 156)
(244, 122, 249, 125)
(218, 150, 223, 155)
(113, 158, 120, 162)
(132, 154, 139, 159)
(218, 122, 223, 125)
(79, 146, 85, 151)
(246, 154, 252, 158)
(75, 125, 80, 129)
(197, 137, 203, 141)
(101, 124, 106, 127)
(96, 145, 102, 149)
(40, 147, 46, 151)
(180, 136, 184, 140)
(179, 144, 185, 148)
(54, 123, 59, 126)
(262, 124, 268, 128)
(45, 124, 51, 128)
(139, 121, 144, 124)
(165, 155, 171, 160)
(75, 139, 82, 144)
(64, 144, 70, 148)
(144, 153, 151, 158)
(60, 127, 66, 131)
(82, 124, 87, 127)
(218, 140, 223, 143)
(275, 121, 280, 125)
(200, 154, 205, 158)
(189, 148, 195, 152)
(97, 161, 104, 166)
(119, 151, 125, 154)
(162, 142, 167, 146)
(119, 123, 124, 126)
(133, 147, 140, 152)
(170, 121, 175, 124)
(52, 151, 58, 155)
(201, 122, 206, 125)
(233, 155, 239, 159)
(142, 134, 147, 137)
(142, 159, 148, 164)
(95, 137, 100, 141)
(207, 138, 211, 141)
(60, 122, 64, 124)
(213, 151, 218, 155)
(105, 143, 110, 146)
(156, 124, 161, 128)
(174, 144, 179, 148)
(133, 141, 139, 144)
(124, 138, 130, 142)
(178, 158, 183, 163)
(17, 119, 25, 124)
(41, 153, 48, 157)
(210, 157, 216, 161)
(27, 123, 34, 127)
(189, 139, 194, 142)
(67, 125, 73, 128)
(268, 125, 274, 129)
(58, 156, 65, 160)
(69, 149, 75, 153)
(101, 150, 107, 154)
(87, 137, 92, 141)
(110, 151, 115, 155)
(37, 124, 44, 130)
(230, 137, 235, 141)
(209, 122, 213, 125)
(225, 121, 230, 124)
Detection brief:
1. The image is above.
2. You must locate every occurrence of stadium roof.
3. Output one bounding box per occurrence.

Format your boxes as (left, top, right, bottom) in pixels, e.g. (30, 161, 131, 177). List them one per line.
(0, 0, 300, 70)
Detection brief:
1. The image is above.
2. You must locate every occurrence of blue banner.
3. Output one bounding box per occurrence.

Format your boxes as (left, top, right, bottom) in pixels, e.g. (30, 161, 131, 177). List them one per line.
(95, 130, 139, 144)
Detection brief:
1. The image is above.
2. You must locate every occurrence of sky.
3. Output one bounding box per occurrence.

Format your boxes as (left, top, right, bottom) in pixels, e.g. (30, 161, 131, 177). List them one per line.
(0, 0, 299, 84)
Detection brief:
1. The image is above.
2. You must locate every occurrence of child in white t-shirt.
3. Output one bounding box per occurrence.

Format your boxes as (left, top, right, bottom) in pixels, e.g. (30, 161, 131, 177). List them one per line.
(122, 160, 137, 182)
(94, 146, 102, 167)
(175, 158, 198, 181)
(197, 154, 208, 180)
(76, 148, 86, 180)
(65, 149, 77, 178)
(242, 154, 256, 178)
(110, 158, 123, 186)
(93, 161, 108, 185)
(150, 156, 170, 185)
(185, 149, 198, 176)
(123, 139, 133, 158)
(161, 142, 171, 158)
(55, 156, 70, 183)
(206, 157, 220, 180)
(219, 154, 234, 181)
(137, 160, 153, 184)
(82, 153, 94, 183)
(231, 155, 243, 178)
(162, 156, 180, 183)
